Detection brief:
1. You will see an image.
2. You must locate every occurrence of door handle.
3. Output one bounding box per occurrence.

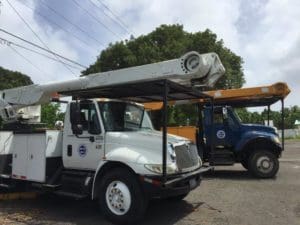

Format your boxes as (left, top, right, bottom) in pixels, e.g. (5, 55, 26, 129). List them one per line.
(67, 145, 72, 156)
(89, 136, 95, 142)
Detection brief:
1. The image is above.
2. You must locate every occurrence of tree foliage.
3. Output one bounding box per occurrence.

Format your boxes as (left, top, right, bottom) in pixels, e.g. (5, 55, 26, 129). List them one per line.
(236, 106, 300, 129)
(83, 24, 245, 127)
(0, 66, 33, 90)
(83, 24, 245, 89)
(41, 103, 64, 128)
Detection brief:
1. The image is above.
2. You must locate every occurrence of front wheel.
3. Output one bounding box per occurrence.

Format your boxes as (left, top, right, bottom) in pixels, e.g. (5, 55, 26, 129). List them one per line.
(99, 168, 148, 225)
(248, 150, 279, 178)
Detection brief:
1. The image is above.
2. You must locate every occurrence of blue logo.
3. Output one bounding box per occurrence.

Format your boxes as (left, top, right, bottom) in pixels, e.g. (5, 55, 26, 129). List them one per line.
(216, 130, 226, 139)
(78, 144, 87, 157)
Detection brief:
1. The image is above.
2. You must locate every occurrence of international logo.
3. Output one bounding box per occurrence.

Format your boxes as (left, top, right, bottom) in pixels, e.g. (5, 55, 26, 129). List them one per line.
(78, 144, 87, 157)
(216, 130, 226, 139)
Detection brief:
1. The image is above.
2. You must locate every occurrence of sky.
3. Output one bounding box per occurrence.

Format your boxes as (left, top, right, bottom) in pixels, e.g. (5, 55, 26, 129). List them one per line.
(0, 0, 299, 111)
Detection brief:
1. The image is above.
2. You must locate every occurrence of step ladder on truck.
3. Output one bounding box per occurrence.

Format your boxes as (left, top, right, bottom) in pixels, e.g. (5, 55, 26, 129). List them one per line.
(0, 51, 225, 224)
(145, 82, 290, 178)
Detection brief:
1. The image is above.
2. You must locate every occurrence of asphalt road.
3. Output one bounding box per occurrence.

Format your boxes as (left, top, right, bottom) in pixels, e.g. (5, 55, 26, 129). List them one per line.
(0, 140, 299, 225)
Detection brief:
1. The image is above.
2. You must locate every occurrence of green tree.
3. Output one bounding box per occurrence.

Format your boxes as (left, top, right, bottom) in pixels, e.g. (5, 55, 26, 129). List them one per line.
(83, 24, 245, 127)
(41, 103, 64, 128)
(0, 66, 33, 90)
(83, 25, 245, 89)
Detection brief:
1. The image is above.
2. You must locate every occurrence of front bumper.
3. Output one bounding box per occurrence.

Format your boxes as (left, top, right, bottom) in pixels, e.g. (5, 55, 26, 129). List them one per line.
(140, 165, 212, 198)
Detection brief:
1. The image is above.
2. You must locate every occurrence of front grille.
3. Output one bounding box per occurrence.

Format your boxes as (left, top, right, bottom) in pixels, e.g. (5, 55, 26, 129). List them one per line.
(175, 144, 199, 171)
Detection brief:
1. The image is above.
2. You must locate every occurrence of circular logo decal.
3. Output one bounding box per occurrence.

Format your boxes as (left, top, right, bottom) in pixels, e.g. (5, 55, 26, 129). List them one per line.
(216, 130, 226, 139)
(78, 144, 87, 157)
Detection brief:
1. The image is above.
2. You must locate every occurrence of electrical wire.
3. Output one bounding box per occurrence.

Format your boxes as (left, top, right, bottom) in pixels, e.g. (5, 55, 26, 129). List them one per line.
(71, 0, 121, 40)
(37, 0, 105, 47)
(18, 0, 98, 54)
(9, 45, 51, 76)
(0, 28, 87, 69)
(96, 0, 134, 35)
(0, 36, 82, 70)
(87, 0, 130, 35)
(6, 0, 76, 75)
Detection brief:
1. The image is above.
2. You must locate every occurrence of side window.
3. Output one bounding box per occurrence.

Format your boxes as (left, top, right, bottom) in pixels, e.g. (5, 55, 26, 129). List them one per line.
(80, 103, 101, 134)
(214, 111, 224, 125)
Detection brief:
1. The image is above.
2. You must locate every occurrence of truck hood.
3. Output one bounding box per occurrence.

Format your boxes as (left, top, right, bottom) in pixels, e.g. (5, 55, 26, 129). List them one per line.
(105, 130, 189, 150)
(241, 124, 277, 135)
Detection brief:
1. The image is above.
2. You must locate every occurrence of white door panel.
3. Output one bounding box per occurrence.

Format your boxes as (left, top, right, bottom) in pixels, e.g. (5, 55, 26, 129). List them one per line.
(27, 134, 46, 182)
(12, 133, 46, 182)
(12, 135, 27, 178)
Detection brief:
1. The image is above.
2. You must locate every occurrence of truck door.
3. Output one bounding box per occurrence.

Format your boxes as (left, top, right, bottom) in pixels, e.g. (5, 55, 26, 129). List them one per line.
(213, 107, 240, 148)
(63, 101, 104, 170)
(205, 107, 239, 149)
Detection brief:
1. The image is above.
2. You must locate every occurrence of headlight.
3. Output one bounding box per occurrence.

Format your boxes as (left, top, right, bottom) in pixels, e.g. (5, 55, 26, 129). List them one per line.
(199, 156, 203, 167)
(273, 136, 280, 144)
(168, 144, 176, 162)
(144, 164, 178, 174)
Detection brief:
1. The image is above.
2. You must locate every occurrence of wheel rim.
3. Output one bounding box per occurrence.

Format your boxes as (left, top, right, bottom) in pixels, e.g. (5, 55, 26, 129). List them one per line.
(105, 180, 131, 215)
(256, 155, 274, 174)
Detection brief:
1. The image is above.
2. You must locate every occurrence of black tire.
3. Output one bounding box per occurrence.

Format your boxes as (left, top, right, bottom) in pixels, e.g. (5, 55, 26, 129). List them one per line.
(99, 168, 148, 225)
(241, 159, 249, 170)
(248, 150, 279, 178)
(167, 193, 188, 201)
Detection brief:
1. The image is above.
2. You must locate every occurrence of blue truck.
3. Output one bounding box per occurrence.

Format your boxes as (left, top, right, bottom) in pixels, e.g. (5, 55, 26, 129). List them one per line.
(148, 82, 290, 178)
(197, 105, 282, 178)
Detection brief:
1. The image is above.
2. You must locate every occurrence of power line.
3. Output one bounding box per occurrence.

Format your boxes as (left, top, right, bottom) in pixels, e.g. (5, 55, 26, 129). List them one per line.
(0, 36, 82, 70)
(18, 0, 98, 54)
(71, 0, 121, 40)
(88, 0, 130, 35)
(37, 0, 105, 47)
(9, 45, 50, 76)
(0, 28, 87, 69)
(96, 0, 134, 36)
(6, 0, 76, 75)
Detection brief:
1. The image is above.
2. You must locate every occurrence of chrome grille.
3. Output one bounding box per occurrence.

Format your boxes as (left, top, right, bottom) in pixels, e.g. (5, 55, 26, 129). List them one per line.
(175, 144, 199, 171)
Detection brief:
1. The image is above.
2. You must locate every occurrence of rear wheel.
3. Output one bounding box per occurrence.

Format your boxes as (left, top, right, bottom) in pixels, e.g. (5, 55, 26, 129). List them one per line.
(99, 168, 148, 225)
(248, 150, 279, 178)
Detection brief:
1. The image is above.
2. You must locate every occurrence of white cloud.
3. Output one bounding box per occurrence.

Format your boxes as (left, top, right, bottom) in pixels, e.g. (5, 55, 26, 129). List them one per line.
(239, 0, 300, 108)
(0, 0, 80, 83)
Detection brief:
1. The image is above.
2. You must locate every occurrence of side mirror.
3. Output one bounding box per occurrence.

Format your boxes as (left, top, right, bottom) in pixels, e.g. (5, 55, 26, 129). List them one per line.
(72, 123, 83, 135)
(70, 102, 83, 135)
(222, 107, 228, 120)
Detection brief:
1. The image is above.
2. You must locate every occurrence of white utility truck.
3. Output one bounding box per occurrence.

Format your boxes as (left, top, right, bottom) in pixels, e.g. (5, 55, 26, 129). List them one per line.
(0, 51, 225, 224)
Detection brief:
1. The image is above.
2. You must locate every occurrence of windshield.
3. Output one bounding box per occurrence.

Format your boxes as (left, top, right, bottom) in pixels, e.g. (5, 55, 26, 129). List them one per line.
(98, 102, 153, 131)
(233, 109, 243, 123)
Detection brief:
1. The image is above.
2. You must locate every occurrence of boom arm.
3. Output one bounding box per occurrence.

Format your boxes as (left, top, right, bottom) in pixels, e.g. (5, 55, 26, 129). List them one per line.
(0, 51, 225, 123)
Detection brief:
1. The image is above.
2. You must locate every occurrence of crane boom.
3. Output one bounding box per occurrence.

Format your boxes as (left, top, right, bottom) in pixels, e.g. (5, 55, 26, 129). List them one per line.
(0, 51, 225, 122)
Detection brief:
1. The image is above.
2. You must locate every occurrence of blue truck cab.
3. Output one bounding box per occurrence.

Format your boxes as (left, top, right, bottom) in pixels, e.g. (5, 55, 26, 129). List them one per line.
(198, 105, 282, 178)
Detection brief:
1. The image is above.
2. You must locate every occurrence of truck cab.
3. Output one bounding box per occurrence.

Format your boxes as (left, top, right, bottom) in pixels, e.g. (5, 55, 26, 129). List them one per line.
(200, 105, 282, 178)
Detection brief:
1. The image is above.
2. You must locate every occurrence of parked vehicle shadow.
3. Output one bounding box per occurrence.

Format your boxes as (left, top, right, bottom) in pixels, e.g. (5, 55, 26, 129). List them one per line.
(0, 194, 204, 225)
(203, 169, 257, 181)
(142, 199, 204, 225)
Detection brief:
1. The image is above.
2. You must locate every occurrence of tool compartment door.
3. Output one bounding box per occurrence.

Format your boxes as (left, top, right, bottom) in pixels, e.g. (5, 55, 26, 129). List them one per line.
(12, 133, 46, 182)
(27, 134, 46, 182)
(12, 134, 27, 179)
